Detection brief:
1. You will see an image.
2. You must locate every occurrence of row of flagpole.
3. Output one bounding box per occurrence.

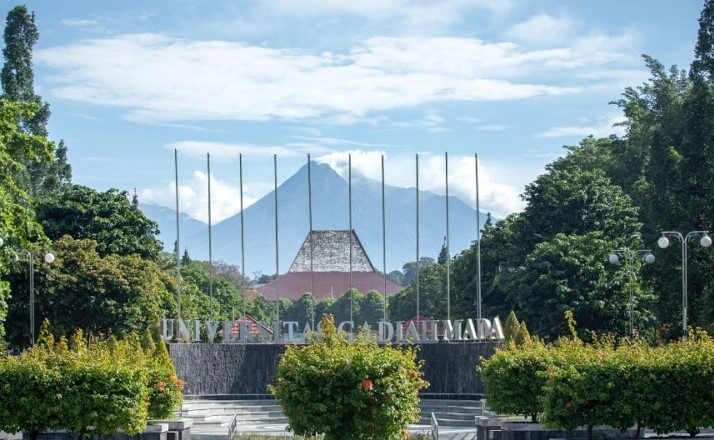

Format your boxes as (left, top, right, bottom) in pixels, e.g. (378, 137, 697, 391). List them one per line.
(172, 151, 483, 321)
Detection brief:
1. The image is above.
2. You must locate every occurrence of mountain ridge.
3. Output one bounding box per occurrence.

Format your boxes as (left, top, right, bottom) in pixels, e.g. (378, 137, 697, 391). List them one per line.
(141, 162, 487, 275)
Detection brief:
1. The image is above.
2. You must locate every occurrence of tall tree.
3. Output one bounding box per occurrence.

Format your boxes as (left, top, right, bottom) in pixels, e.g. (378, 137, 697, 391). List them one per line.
(1, 5, 48, 136)
(2, 6, 71, 194)
(35, 185, 163, 260)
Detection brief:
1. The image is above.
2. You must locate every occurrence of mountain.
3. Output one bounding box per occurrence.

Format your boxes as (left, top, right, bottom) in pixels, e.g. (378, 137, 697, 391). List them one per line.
(141, 162, 487, 276)
(139, 203, 205, 250)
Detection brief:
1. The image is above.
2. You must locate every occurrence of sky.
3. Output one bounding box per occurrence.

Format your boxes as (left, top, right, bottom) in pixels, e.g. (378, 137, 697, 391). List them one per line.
(10, 0, 705, 223)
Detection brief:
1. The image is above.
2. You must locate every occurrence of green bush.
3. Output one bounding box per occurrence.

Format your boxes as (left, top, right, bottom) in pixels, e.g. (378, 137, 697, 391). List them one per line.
(481, 329, 714, 438)
(143, 330, 184, 419)
(479, 338, 552, 421)
(0, 322, 183, 438)
(270, 315, 428, 440)
(0, 350, 63, 440)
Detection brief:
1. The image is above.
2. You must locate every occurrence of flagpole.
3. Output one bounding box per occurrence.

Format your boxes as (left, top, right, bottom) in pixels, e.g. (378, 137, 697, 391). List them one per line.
(207, 153, 214, 318)
(381, 154, 387, 321)
(308, 154, 315, 328)
(240, 153, 245, 318)
(475, 153, 482, 320)
(416, 153, 420, 320)
(174, 149, 181, 320)
(274, 154, 280, 324)
(445, 152, 450, 321)
(348, 153, 353, 324)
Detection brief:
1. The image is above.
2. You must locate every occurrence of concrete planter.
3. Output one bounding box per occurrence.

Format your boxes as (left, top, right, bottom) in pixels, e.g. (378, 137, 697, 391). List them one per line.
(22, 422, 177, 440)
(499, 421, 638, 440)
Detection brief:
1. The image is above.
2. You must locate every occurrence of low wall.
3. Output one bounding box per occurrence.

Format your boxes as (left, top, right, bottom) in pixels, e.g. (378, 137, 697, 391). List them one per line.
(169, 341, 499, 398)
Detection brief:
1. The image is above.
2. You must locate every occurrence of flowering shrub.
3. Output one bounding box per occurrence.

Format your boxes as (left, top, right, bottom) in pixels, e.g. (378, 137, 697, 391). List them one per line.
(142, 330, 185, 419)
(0, 321, 184, 438)
(480, 328, 714, 438)
(270, 315, 428, 440)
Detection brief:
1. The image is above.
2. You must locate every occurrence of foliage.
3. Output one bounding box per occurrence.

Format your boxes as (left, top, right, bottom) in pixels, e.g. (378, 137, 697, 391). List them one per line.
(270, 315, 428, 440)
(389, 263, 446, 321)
(0, 323, 184, 437)
(141, 330, 184, 419)
(6, 236, 175, 345)
(481, 328, 714, 437)
(479, 338, 553, 422)
(503, 311, 519, 342)
(514, 321, 531, 346)
(35, 185, 162, 260)
(0, 98, 51, 339)
(0, 329, 151, 438)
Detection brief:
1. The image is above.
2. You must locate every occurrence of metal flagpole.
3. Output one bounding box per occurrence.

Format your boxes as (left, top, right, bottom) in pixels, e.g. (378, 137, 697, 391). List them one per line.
(239, 153, 245, 318)
(381, 154, 387, 321)
(274, 154, 280, 324)
(445, 152, 451, 321)
(174, 149, 182, 320)
(308, 154, 315, 328)
(207, 153, 214, 318)
(348, 154, 353, 323)
(416, 153, 420, 315)
(416, 153, 420, 320)
(475, 153, 482, 320)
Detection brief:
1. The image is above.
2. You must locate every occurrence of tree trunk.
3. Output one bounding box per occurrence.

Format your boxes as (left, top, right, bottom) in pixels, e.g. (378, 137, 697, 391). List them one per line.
(587, 425, 593, 440)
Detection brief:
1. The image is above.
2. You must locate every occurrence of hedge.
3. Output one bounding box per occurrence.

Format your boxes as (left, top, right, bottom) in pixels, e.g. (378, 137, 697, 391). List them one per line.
(480, 330, 714, 438)
(270, 315, 428, 440)
(0, 323, 183, 439)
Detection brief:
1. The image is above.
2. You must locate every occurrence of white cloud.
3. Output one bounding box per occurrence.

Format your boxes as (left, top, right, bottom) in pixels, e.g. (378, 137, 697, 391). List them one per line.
(170, 141, 329, 161)
(32, 31, 642, 124)
(139, 170, 260, 223)
(61, 18, 100, 27)
(537, 114, 627, 138)
(256, 0, 512, 28)
(317, 150, 523, 217)
(506, 14, 577, 46)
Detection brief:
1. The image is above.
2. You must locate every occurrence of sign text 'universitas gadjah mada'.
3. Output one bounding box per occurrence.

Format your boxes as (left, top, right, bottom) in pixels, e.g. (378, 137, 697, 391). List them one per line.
(161, 317, 505, 344)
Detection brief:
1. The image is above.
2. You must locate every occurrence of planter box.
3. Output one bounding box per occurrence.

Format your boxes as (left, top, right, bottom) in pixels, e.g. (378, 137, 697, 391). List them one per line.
(148, 420, 191, 440)
(477, 416, 528, 440)
(22, 422, 173, 440)
(499, 421, 638, 440)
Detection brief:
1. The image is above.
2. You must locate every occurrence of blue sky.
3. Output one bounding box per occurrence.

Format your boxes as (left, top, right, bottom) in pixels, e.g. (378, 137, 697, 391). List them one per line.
(12, 0, 704, 222)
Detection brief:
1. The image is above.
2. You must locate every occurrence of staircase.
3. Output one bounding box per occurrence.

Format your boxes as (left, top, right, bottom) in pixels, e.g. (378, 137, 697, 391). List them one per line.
(181, 398, 485, 439)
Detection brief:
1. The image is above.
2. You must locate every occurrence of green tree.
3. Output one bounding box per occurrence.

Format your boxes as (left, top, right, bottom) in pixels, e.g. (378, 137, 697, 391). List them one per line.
(0, 99, 51, 339)
(1, 6, 48, 136)
(389, 263, 446, 321)
(503, 232, 654, 339)
(514, 321, 531, 346)
(401, 257, 435, 286)
(6, 236, 175, 345)
(35, 185, 162, 260)
(503, 311, 520, 342)
(357, 290, 385, 327)
(1, 6, 70, 196)
(283, 293, 316, 326)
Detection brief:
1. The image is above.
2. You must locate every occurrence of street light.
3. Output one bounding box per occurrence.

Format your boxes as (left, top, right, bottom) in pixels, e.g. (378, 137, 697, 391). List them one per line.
(608, 248, 655, 336)
(657, 231, 711, 336)
(0, 238, 55, 345)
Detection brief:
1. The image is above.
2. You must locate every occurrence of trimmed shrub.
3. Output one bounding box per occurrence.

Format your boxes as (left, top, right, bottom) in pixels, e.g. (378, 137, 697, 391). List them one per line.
(270, 315, 428, 440)
(0, 323, 183, 438)
(144, 332, 184, 419)
(479, 338, 552, 421)
(482, 329, 714, 438)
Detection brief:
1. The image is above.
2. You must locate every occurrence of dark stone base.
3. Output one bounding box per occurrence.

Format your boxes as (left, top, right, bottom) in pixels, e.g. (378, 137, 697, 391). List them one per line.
(169, 341, 499, 396)
(499, 421, 639, 440)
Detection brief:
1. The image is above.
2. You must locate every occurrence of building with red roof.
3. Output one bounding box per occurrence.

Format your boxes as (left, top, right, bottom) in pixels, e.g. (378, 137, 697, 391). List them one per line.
(257, 230, 403, 301)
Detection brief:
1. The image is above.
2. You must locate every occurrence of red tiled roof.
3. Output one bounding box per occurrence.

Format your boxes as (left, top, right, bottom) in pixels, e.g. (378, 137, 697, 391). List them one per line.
(256, 271, 403, 301)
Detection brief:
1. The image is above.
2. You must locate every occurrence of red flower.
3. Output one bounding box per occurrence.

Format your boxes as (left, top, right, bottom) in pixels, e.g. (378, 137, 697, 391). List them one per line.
(361, 379, 374, 391)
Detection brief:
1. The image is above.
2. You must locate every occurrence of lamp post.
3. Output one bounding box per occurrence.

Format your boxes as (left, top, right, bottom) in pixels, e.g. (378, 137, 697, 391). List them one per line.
(0, 237, 55, 345)
(657, 230, 712, 335)
(608, 248, 655, 336)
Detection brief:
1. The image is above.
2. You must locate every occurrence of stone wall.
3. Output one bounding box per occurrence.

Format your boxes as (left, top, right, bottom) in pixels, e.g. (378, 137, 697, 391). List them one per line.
(169, 341, 499, 398)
